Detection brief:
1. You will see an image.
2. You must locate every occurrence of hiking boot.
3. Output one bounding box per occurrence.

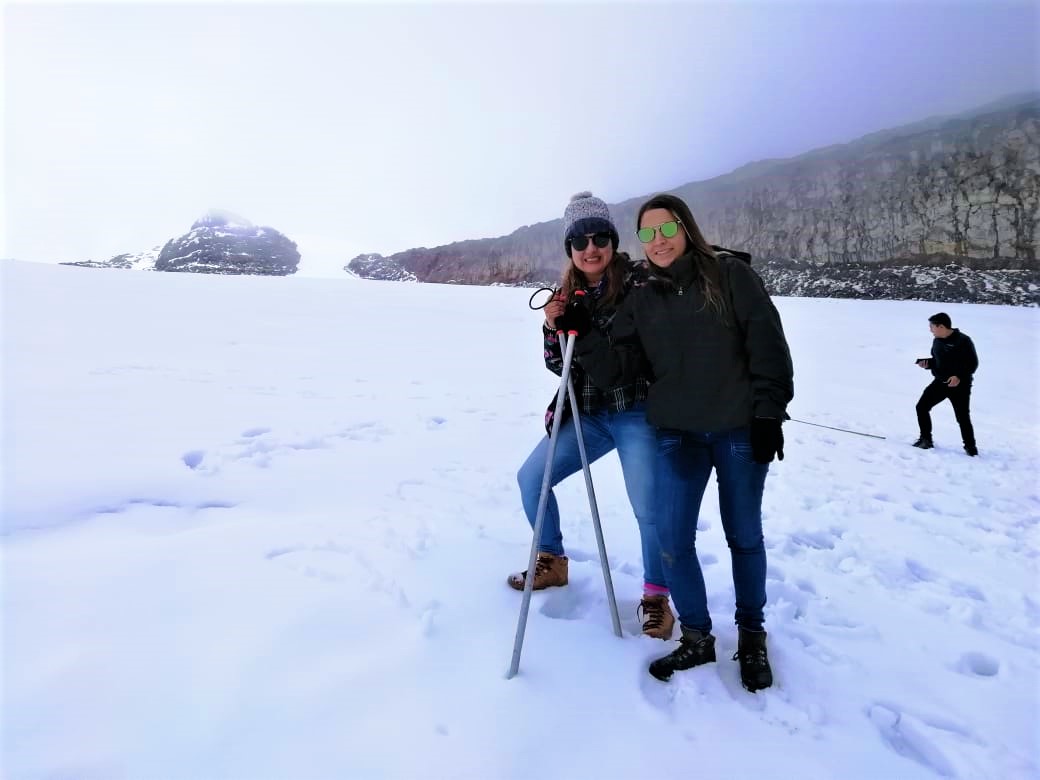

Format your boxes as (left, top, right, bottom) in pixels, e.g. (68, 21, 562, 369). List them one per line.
(638, 594, 675, 640)
(733, 628, 773, 692)
(507, 552, 568, 591)
(912, 436, 933, 449)
(964, 444, 978, 457)
(648, 626, 716, 681)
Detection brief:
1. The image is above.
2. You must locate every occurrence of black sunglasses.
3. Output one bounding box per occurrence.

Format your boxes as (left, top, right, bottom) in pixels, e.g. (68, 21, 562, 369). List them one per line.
(569, 232, 612, 252)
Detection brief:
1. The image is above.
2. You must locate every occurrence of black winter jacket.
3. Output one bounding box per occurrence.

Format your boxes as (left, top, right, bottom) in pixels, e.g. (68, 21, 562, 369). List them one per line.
(926, 329, 978, 383)
(574, 250, 793, 433)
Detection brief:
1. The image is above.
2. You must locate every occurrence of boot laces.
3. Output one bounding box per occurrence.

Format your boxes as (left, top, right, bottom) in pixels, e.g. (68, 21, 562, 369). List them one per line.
(638, 598, 667, 631)
(671, 634, 709, 662)
(533, 556, 553, 578)
(733, 646, 769, 669)
(520, 555, 555, 584)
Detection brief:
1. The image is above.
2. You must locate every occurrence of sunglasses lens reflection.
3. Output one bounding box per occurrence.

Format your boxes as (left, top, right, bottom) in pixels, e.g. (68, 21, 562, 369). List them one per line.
(661, 221, 679, 238)
(636, 227, 655, 243)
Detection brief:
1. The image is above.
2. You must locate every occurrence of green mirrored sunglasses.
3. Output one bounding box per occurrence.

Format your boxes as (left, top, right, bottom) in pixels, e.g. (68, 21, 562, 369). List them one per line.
(637, 220, 681, 243)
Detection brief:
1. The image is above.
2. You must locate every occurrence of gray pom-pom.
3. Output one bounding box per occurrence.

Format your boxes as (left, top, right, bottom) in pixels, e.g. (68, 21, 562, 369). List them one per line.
(570, 191, 593, 202)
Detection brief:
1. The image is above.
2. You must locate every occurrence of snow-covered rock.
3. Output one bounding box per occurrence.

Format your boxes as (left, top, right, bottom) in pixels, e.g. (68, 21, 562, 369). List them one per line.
(155, 212, 300, 275)
(344, 253, 417, 282)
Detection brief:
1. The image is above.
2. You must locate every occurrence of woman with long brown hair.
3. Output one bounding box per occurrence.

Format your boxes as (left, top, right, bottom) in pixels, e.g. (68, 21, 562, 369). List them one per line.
(575, 192, 794, 691)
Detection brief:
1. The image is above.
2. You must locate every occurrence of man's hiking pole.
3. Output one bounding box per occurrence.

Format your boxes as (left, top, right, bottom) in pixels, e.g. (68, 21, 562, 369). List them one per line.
(788, 418, 886, 439)
(508, 329, 622, 679)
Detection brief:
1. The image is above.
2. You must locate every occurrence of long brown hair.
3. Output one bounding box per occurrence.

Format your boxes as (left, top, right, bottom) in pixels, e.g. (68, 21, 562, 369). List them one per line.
(559, 248, 626, 308)
(637, 193, 725, 315)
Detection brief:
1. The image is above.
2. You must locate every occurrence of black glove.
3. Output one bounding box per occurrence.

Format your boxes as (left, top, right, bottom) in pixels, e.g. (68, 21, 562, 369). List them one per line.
(554, 298, 593, 337)
(750, 417, 784, 464)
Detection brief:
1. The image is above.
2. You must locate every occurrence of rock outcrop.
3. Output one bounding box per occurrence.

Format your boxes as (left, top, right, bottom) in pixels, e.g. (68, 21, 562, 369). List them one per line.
(345, 254, 417, 282)
(63, 210, 301, 275)
(155, 210, 300, 275)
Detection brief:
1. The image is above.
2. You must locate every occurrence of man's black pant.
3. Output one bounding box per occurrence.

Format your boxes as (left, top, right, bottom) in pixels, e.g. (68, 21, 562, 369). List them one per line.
(916, 379, 975, 447)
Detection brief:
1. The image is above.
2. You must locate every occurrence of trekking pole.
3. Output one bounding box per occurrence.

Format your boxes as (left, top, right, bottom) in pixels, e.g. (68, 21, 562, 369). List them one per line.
(788, 418, 886, 439)
(507, 330, 621, 679)
(560, 330, 622, 641)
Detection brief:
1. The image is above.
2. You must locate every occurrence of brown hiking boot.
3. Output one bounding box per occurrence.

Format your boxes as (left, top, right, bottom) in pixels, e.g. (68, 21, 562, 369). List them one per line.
(638, 594, 675, 639)
(507, 552, 568, 591)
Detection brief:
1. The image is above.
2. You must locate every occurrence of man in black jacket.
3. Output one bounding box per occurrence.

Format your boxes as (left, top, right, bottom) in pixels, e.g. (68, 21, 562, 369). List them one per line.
(913, 312, 979, 456)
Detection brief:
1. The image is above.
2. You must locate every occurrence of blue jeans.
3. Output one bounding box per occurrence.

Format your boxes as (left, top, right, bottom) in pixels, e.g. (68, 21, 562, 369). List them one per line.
(656, 427, 768, 632)
(516, 403, 666, 589)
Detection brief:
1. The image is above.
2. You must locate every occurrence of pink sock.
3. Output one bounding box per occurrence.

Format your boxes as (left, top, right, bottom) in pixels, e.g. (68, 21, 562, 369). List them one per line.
(643, 583, 669, 597)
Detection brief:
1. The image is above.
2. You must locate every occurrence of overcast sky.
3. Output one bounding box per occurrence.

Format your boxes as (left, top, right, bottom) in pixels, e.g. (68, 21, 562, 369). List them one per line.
(4, 0, 1038, 276)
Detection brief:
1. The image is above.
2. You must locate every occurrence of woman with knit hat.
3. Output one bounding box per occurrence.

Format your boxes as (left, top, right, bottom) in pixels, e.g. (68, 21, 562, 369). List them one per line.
(508, 191, 674, 641)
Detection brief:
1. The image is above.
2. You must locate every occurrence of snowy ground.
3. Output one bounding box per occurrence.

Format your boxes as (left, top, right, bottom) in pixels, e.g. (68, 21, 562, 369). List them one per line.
(2, 259, 1038, 780)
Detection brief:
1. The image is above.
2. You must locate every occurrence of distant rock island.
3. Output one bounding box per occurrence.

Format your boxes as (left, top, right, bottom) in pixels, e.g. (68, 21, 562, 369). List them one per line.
(346, 253, 417, 282)
(347, 93, 1039, 306)
(63, 210, 300, 276)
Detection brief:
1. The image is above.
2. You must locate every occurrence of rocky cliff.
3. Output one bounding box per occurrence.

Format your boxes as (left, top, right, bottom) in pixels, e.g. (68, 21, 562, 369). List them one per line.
(682, 100, 1037, 269)
(346, 94, 1039, 305)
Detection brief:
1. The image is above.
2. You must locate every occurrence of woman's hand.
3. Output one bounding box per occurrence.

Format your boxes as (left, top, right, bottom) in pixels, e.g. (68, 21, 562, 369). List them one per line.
(544, 293, 566, 330)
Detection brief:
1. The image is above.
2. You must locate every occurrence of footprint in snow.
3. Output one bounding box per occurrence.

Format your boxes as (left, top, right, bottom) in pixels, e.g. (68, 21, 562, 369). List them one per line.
(781, 626, 845, 667)
(904, 558, 939, 583)
(786, 529, 838, 551)
(951, 651, 999, 678)
(538, 577, 596, 621)
(182, 450, 206, 470)
(948, 580, 986, 601)
(867, 702, 976, 778)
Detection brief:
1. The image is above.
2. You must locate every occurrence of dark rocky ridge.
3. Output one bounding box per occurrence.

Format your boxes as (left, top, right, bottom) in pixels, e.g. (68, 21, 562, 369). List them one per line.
(757, 260, 1037, 306)
(346, 93, 1039, 305)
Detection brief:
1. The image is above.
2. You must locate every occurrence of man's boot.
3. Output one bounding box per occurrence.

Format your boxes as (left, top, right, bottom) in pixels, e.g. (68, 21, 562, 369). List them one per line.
(964, 444, 978, 456)
(734, 628, 773, 692)
(912, 435, 933, 449)
(648, 626, 716, 681)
